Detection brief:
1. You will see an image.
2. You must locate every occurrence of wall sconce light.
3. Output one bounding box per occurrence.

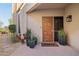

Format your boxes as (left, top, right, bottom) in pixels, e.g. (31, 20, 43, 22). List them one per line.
(66, 15, 72, 22)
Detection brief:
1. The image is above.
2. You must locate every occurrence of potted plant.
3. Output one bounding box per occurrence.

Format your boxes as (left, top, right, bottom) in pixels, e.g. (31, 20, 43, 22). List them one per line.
(26, 29, 32, 46)
(58, 29, 67, 45)
(26, 29, 31, 39)
(28, 36, 38, 48)
(32, 36, 38, 45)
(28, 39, 36, 48)
(26, 29, 38, 48)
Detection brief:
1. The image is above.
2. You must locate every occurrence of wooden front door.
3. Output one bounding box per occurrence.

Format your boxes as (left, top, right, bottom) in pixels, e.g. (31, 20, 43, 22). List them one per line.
(42, 17, 54, 42)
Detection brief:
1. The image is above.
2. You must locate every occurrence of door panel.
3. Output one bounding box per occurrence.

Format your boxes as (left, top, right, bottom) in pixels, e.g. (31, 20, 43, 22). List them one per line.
(54, 16, 63, 41)
(42, 17, 54, 42)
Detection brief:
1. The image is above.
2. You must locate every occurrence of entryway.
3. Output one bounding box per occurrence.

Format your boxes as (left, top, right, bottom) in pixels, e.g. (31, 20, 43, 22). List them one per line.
(54, 16, 64, 42)
(42, 16, 63, 46)
(42, 16, 54, 43)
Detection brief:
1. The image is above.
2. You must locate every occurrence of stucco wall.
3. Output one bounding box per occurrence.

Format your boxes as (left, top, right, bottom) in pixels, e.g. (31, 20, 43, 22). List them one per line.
(64, 4, 79, 51)
(12, 3, 37, 35)
(17, 3, 37, 35)
(12, 13, 19, 34)
(19, 9, 27, 34)
(28, 9, 64, 43)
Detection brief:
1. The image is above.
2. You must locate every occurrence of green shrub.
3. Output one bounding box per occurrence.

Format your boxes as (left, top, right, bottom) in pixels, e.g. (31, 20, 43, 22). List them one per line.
(26, 29, 31, 39)
(32, 36, 38, 45)
(8, 24, 16, 33)
(8, 24, 17, 43)
(58, 29, 67, 45)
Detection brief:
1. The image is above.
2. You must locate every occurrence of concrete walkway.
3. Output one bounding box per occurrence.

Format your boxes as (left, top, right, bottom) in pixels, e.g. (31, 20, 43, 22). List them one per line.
(11, 43, 79, 56)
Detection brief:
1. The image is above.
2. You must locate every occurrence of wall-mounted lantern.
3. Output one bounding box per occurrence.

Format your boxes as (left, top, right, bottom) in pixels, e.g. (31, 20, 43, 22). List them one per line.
(66, 15, 72, 22)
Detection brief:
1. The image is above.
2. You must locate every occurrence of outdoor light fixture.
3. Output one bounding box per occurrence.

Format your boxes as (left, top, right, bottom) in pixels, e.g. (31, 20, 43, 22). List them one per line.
(66, 15, 72, 22)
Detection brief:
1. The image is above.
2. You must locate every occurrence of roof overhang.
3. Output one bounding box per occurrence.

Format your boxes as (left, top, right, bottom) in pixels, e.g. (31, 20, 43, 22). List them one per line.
(27, 3, 70, 13)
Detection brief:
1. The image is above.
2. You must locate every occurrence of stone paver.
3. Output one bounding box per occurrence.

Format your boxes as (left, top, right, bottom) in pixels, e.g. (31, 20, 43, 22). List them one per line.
(0, 33, 21, 56)
(11, 43, 79, 56)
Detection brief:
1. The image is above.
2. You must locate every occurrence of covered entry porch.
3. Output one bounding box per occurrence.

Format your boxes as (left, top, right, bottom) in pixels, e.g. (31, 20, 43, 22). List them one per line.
(26, 3, 68, 45)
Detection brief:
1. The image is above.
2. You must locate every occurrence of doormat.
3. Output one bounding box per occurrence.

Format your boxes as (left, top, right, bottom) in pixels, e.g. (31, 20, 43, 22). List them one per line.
(41, 42, 59, 47)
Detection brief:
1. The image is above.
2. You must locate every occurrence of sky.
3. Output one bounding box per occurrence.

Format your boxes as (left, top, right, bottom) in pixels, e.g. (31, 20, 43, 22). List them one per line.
(0, 3, 12, 27)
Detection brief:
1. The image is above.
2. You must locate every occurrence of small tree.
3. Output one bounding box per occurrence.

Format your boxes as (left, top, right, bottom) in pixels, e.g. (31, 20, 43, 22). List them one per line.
(9, 24, 17, 43)
(9, 24, 16, 33)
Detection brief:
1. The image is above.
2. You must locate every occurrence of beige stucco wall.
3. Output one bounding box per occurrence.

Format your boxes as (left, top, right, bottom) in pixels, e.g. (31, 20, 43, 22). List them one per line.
(28, 9, 64, 43)
(12, 3, 22, 14)
(19, 10, 27, 34)
(18, 3, 37, 34)
(12, 3, 17, 14)
(12, 13, 19, 34)
(13, 3, 37, 34)
(64, 4, 79, 51)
